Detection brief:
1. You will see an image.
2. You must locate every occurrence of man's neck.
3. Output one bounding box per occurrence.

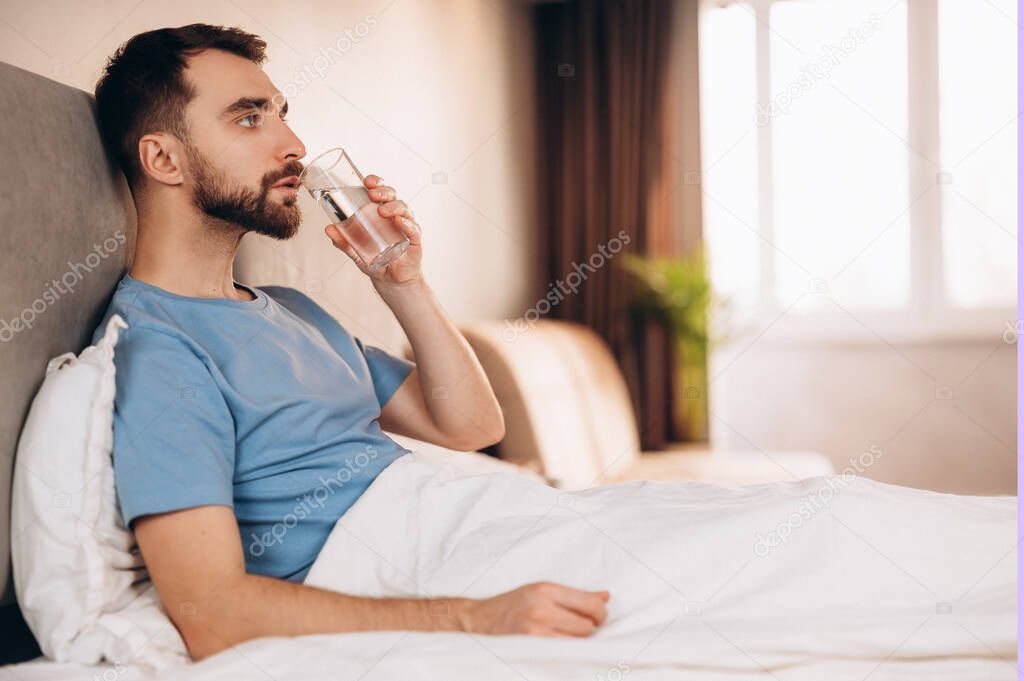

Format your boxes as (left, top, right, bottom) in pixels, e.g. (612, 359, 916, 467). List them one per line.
(129, 200, 254, 302)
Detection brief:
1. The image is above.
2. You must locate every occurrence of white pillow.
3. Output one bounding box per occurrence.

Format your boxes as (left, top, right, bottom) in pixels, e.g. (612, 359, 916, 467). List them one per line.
(10, 313, 188, 670)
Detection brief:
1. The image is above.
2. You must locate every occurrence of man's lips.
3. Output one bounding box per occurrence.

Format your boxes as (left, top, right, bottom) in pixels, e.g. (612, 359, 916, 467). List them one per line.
(272, 175, 300, 189)
(272, 175, 301, 198)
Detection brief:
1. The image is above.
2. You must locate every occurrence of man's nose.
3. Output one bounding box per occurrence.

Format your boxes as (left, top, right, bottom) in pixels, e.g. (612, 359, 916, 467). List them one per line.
(279, 126, 306, 162)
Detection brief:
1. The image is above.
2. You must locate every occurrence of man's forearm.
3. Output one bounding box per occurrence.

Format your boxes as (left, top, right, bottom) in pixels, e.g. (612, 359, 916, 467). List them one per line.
(180, 571, 468, 659)
(138, 504, 608, 661)
(374, 277, 504, 448)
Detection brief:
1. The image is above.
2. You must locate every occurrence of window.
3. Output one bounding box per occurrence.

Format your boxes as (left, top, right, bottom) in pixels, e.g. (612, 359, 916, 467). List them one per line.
(698, 0, 1017, 341)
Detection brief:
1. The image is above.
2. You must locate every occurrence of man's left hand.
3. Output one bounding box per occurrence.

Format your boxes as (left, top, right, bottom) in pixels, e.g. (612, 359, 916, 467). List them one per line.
(324, 174, 422, 288)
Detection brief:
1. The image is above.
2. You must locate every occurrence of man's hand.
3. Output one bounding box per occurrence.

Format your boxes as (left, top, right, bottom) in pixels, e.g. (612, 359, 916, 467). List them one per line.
(324, 174, 423, 289)
(456, 582, 611, 637)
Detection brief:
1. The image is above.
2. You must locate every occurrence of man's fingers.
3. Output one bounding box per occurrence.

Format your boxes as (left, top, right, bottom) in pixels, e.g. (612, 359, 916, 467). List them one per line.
(546, 605, 598, 637)
(362, 174, 394, 202)
(376, 199, 409, 218)
(393, 216, 421, 244)
(325, 224, 362, 264)
(550, 585, 610, 625)
(369, 186, 396, 202)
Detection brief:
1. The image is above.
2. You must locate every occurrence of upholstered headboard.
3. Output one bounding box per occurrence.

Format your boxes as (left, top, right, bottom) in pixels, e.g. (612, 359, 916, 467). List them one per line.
(0, 61, 136, 606)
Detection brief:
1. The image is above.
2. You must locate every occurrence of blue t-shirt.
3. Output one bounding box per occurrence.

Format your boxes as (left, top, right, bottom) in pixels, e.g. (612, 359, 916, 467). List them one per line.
(91, 274, 416, 582)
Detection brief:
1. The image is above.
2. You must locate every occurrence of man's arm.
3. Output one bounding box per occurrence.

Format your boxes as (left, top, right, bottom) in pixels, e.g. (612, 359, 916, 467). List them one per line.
(325, 175, 505, 452)
(137, 505, 609, 660)
(375, 279, 504, 452)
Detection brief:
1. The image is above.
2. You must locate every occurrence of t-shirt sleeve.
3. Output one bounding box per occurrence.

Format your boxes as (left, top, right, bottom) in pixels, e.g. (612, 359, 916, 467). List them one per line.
(353, 336, 415, 407)
(111, 325, 236, 527)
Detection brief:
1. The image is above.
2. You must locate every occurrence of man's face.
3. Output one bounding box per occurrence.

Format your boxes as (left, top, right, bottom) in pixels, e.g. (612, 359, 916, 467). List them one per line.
(179, 49, 306, 240)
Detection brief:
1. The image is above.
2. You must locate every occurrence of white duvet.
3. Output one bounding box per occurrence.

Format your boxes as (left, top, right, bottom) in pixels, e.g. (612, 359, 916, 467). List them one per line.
(10, 451, 1009, 681)
(150, 451, 1016, 681)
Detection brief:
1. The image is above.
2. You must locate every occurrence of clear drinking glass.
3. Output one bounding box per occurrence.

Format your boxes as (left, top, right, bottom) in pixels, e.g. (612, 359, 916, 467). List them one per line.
(299, 148, 410, 272)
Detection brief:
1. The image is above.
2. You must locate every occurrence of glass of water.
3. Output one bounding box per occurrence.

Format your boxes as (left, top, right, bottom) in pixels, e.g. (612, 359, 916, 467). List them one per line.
(298, 148, 410, 273)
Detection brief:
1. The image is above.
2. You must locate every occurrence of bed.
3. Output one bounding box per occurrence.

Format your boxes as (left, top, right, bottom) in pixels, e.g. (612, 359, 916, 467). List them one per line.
(0, 59, 1016, 681)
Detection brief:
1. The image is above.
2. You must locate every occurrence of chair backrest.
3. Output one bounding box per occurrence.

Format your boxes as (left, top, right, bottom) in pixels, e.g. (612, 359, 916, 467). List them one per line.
(459, 320, 641, 488)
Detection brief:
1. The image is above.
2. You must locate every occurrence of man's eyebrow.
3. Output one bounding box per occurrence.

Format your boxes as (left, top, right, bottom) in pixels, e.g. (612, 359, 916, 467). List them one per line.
(220, 96, 289, 119)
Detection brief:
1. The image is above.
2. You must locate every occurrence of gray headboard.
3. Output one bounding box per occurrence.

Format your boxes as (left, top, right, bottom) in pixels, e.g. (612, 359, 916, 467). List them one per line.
(0, 61, 136, 605)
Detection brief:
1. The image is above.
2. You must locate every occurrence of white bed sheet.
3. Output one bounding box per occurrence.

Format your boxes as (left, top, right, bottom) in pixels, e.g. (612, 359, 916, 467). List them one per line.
(5, 640, 1015, 681)
(3, 451, 1015, 680)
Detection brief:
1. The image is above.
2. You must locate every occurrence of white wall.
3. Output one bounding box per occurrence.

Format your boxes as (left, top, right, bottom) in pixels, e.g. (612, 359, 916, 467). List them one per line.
(0, 0, 539, 356)
(710, 333, 1016, 495)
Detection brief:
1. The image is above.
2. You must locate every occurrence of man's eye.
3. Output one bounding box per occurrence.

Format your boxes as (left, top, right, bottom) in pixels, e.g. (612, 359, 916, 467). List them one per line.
(239, 112, 262, 128)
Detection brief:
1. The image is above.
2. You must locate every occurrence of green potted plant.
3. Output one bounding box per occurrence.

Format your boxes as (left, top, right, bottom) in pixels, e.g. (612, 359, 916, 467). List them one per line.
(618, 250, 724, 442)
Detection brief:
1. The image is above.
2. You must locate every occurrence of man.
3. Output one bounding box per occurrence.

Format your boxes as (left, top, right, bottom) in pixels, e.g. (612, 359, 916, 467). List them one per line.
(92, 23, 609, 660)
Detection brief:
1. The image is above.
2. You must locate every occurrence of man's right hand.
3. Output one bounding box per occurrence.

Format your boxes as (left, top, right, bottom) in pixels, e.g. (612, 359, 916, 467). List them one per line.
(456, 582, 610, 637)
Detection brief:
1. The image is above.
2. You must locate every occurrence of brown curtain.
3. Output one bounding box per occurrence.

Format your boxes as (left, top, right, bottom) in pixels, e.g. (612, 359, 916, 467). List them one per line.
(532, 0, 703, 449)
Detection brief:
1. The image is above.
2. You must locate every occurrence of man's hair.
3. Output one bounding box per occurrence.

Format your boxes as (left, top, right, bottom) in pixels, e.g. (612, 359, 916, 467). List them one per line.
(94, 23, 267, 189)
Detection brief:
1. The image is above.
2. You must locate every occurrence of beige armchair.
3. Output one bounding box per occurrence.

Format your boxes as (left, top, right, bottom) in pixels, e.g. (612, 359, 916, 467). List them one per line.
(458, 319, 834, 489)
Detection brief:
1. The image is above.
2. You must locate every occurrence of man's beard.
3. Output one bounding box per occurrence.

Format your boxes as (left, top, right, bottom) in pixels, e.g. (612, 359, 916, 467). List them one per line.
(187, 144, 303, 240)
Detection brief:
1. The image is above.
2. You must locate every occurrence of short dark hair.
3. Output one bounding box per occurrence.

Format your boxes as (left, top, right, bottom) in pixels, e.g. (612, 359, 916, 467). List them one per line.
(94, 23, 267, 189)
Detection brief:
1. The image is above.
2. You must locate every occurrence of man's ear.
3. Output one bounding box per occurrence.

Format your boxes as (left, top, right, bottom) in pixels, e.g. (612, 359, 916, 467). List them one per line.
(138, 133, 186, 187)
